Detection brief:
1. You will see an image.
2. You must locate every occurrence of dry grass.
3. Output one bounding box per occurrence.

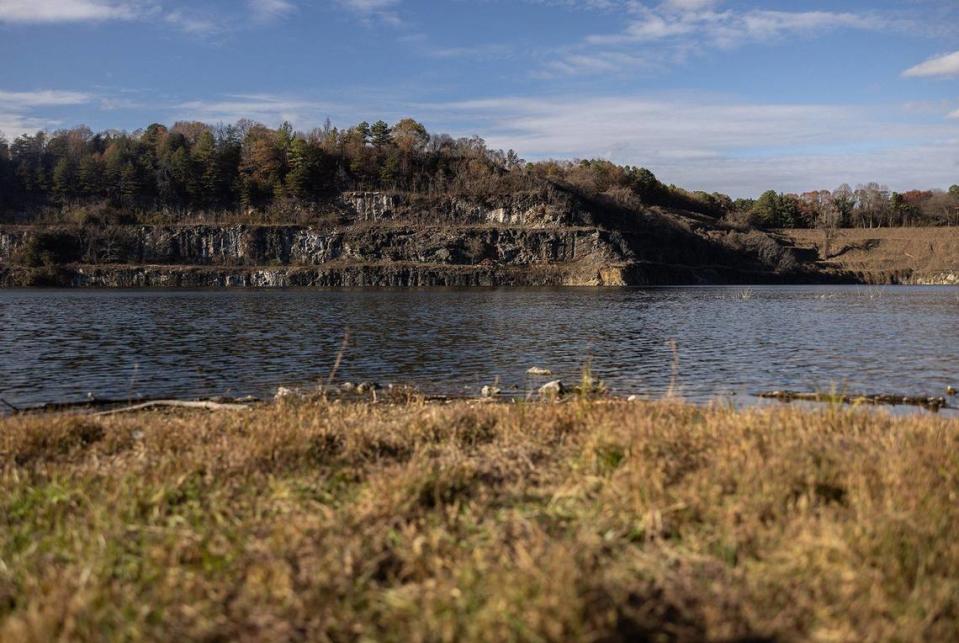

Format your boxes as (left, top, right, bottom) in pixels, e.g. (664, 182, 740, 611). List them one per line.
(1, 399, 958, 642)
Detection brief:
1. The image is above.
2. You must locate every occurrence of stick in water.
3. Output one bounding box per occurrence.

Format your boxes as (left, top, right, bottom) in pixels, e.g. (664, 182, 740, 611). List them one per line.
(326, 327, 352, 388)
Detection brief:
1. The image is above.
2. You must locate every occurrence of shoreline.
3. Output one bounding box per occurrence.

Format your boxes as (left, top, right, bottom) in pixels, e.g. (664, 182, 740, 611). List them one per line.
(5, 221, 958, 288)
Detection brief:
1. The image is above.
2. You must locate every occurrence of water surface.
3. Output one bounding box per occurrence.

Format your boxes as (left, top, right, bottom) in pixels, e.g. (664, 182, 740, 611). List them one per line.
(1, 286, 957, 411)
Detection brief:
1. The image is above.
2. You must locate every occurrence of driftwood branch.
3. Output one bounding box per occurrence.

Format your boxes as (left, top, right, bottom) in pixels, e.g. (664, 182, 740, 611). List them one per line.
(758, 390, 948, 412)
(93, 400, 253, 417)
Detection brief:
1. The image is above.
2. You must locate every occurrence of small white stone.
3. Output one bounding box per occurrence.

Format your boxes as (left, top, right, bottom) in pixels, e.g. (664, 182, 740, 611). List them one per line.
(539, 380, 566, 398)
(527, 367, 553, 376)
(481, 385, 501, 399)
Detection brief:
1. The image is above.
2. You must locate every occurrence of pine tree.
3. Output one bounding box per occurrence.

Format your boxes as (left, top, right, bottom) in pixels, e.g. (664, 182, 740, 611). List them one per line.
(286, 138, 312, 199)
(355, 121, 371, 145)
(77, 155, 104, 198)
(52, 157, 78, 202)
(371, 120, 392, 148)
(191, 130, 217, 207)
(120, 162, 141, 209)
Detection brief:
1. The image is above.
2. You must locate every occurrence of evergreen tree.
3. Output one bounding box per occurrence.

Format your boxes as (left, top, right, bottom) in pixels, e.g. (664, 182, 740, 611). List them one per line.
(355, 121, 371, 145)
(77, 155, 104, 198)
(0, 134, 11, 213)
(52, 157, 78, 202)
(120, 162, 141, 209)
(371, 120, 392, 148)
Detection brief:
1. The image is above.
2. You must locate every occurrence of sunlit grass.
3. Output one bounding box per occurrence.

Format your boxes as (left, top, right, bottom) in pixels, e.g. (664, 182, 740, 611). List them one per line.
(2, 399, 958, 641)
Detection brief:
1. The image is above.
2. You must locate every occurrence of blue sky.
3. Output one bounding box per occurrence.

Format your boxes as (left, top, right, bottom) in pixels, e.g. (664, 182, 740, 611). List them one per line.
(1, 0, 958, 196)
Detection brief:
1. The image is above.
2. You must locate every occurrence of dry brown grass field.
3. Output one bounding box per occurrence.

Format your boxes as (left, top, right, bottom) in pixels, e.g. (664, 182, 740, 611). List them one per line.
(2, 399, 958, 642)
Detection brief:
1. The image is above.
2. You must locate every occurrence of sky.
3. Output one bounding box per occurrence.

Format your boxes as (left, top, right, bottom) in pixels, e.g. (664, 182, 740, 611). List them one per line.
(1, 0, 958, 197)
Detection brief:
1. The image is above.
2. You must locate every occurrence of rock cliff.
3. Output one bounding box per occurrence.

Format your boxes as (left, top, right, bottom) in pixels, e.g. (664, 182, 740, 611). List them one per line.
(0, 189, 846, 287)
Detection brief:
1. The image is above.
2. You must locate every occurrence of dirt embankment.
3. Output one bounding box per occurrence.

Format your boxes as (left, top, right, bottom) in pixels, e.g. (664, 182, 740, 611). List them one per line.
(781, 227, 959, 285)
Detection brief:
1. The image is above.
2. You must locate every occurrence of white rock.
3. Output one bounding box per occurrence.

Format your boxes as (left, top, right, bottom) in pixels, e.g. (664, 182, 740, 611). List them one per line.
(527, 367, 553, 376)
(539, 380, 566, 398)
(481, 385, 501, 399)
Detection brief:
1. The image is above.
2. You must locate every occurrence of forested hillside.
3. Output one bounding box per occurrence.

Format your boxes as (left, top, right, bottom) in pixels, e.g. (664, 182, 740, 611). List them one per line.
(3, 118, 956, 228)
(0, 119, 722, 224)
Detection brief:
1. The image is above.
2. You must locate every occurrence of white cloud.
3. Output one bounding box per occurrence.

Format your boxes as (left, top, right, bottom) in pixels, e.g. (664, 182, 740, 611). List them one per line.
(0, 89, 94, 137)
(661, 0, 720, 12)
(163, 10, 220, 35)
(426, 43, 513, 60)
(337, 0, 402, 25)
(248, 0, 296, 22)
(539, 51, 651, 76)
(903, 51, 959, 78)
(0, 113, 48, 138)
(558, 5, 890, 76)
(423, 94, 959, 196)
(174, 94, 337, 125)
(588, 8, 885, 47)
(950, 109, 959, 119)
(0, 90, 92, 107)
(0, 0, 139, 23)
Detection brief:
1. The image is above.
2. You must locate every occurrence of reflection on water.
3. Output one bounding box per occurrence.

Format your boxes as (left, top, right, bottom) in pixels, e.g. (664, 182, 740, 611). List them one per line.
(1, 286, 958, 410)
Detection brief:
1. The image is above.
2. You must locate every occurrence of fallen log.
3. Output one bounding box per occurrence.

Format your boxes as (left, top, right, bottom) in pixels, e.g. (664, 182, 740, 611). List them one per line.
(92, 400, 254, 416)
(757, 390, 949, 412)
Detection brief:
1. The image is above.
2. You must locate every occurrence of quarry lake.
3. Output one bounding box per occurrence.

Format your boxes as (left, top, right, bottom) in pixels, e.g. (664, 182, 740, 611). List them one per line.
(1, 286, 958, 411)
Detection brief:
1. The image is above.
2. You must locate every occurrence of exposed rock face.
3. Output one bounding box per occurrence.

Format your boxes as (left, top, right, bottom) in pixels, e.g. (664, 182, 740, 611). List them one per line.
(0, 189, 860, 288)
(339, 190, 577, 227)
(910, 272, 959, 285)
(0, 225, 619, 267)
(341, 192, 399, 221)
(0, 264, 590, 288)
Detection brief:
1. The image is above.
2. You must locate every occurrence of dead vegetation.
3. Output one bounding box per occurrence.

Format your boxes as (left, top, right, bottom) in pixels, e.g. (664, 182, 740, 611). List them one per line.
(1, 399, 958, 641)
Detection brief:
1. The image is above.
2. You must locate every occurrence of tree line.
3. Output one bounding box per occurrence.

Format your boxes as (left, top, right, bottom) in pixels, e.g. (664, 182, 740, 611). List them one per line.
(733, 184, 959, 229)
(0, 118, 956, 228)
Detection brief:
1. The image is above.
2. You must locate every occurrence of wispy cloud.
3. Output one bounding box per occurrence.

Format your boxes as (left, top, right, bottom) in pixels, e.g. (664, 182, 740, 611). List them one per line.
(0, 114, 47, 139)
(903, 50, 959, 78)
(661, 0, 719, 10)
(0, 90, 93, 106)
(0, 88, 96, 138)
(0, 0, 141, 23)
(163, 9, 222, 35)
(546, 1, 891, 76)
(540, 51, 651, 76)
(587, 7, 886, 47)
(426, 43, 513, 60)
(174, 93, 337, 125)
(337, 0, 402, 25)
(248, 0, 296, 22)
(0, 0, 300, 33)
